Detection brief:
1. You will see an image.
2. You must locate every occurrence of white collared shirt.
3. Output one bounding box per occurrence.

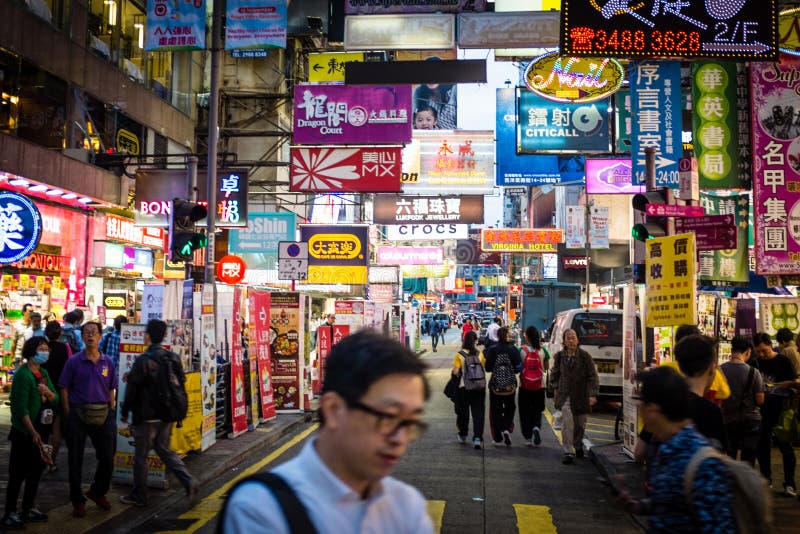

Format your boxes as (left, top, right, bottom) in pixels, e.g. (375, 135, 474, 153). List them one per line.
(223, 438, 434, 534)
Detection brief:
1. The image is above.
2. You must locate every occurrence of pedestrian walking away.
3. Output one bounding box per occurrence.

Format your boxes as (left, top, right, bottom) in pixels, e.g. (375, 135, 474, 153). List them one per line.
(485, 327, 521, 447)
(58, 320, 118, 518)
(451, 330, 486, 449)
(431, 319, 442, 352)
(119, 319, 199, 507)
(549, 329, 598, 463)
(518, 326, 546, 447)
(218, 331, 434, 533)
(720, 336, 764, 466)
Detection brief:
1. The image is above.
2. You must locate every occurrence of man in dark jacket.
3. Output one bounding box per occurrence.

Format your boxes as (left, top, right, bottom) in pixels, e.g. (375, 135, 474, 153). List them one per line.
(550, 329, 599, 464)
(119, 320, 198, 507)
(485, 327, 522, 446)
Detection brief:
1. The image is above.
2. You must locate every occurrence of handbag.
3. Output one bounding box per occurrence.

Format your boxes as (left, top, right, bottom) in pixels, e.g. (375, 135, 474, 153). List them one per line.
(444, 374, 459, 401)
(774, 399, 800, 446)
(76, 403, 110, 426)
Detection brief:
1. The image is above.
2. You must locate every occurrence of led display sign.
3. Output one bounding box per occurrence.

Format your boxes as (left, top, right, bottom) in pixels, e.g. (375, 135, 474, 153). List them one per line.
(523, 51, 624, 104)
(560, 0, 778, 60)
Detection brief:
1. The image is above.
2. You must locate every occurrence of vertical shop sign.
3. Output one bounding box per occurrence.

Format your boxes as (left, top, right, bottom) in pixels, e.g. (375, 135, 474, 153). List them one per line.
(315, 325, 331, 395)
(249, 289, 276, 421)
(645, 233, 697, 327)
(630, 61, 683, 188)
(145, 0, 206, 51)
(200, 313, 217, 450)
(751, 58, 800, 275)
(736, 65, 753, 189)
(697, 192, 750, 285)
(718, 298, 737, 363)
(225, 0, 287, 51)
(692, 62, 744, 189)
(565, 206, 585, 249)
(229, 287, 248, 437)
(270, 292, 305, 411)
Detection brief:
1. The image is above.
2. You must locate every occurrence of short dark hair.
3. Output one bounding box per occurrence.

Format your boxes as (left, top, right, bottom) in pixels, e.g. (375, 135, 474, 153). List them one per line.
(753, 332, 772, 348)
(22, 336, 49, 360)
(731, 335, 754, 355)
(114, 315, 128, 331)
(321, 331, 429, 423)
(146, 319, 168, 344)
(44, 320, 62, 341)
(776, 328, 795, 344)
(415, 105, 438, 119)
(63, 311, 76, 324)
(636, 366, 692, 422)
(498, 326, 509, 342)
(675, 334, 717, 378)
(22, 303, 33, 313)
(674, 324, 701, 344)
(462, 330, 478, 353)
(72, 309, 84, 322)
(82, 321, 102, 336)
(525, 326, 541, 350)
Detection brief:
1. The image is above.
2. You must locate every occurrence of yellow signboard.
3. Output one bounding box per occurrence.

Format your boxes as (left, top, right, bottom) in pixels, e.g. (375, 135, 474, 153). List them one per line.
(308, 52, 364, 82)
(645, 233, 697, 328)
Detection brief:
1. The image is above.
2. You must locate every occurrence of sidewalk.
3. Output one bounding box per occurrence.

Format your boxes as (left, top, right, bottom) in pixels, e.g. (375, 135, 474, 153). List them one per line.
(591, 441, 800, 532)
(0, 401, 313, 533)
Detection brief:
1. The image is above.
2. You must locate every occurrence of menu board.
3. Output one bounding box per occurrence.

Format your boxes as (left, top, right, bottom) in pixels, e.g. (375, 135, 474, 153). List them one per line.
(270, 292, 306, 411)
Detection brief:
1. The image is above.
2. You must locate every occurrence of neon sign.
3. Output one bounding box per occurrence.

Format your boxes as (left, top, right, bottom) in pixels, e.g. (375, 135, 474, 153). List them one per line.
(524, 52, 624, 103)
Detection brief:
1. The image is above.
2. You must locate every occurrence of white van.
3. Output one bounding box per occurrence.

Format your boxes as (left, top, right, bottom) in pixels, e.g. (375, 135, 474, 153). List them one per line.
(544, 309, 640, 400)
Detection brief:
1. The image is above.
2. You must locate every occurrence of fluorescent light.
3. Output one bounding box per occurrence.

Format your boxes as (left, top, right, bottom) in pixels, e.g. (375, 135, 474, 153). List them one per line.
(29, 184, 48, 192)
(134, 23, 144, 49)
(45, 189, 64, 196)
(62, 193, 78, 200)
(9, 179, 29, 186)
(78, 197, 93, 204)
(104, 0, 116, 26)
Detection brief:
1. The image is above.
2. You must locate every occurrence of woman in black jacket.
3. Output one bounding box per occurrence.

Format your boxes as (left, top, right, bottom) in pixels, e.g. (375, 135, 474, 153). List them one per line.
(484, 327, 522, 447)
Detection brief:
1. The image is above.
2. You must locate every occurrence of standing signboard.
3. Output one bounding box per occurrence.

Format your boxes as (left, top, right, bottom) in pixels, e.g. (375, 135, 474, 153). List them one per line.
(199, 284, 217, 451)
(229, 287, 248, 437)
(270, 292, 306, 411)
(645, 233, 697, 327)
(249, 289, 276, 421)
(630, 61, 683, 188)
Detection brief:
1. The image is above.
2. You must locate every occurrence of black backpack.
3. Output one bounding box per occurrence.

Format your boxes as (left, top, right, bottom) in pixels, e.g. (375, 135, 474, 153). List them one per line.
(489, 351, 517, 395)
(147, 349, 188, 424)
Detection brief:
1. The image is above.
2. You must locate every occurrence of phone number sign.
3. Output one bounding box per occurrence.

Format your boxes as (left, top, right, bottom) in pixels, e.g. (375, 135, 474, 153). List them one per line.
(560, 0, 778, 60)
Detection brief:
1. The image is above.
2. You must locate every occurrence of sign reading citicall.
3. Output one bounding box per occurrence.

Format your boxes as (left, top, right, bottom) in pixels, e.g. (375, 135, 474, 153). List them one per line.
(524, 51, 624, 104)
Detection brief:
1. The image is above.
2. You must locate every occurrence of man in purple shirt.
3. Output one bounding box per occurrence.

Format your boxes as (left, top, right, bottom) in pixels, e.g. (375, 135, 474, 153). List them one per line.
(59, 321, 118, 518)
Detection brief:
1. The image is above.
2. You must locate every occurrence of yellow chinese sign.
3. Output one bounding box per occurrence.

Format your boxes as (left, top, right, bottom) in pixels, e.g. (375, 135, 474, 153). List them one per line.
(645, 233, 697, 328)
(308, 52, 364, 82)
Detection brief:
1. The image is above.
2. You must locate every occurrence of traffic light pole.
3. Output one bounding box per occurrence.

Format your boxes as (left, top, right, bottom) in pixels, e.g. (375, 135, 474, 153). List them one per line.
(585, 188, 591, 309)
(205, 0, 222, 286)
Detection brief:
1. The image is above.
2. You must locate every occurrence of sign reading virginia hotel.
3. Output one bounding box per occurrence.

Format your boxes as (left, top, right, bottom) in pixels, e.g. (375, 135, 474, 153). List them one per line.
(373, 194, 483, 224)
(290, 146, 402, 192)
(523, 52, 624, 104)
(481, 228, 563, 253)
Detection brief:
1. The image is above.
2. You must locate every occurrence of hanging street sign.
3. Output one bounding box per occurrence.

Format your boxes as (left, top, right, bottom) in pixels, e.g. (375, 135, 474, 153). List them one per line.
(675, 214, 737, 250)
(645, 204, 705, 217)
(523, 51, 624, 104)
(277, 241, 309, 281)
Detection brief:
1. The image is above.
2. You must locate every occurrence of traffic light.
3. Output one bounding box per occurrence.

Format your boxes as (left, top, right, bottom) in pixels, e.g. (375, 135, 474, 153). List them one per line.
(631, 189, 668, 241)
(169, 199, 208, 262)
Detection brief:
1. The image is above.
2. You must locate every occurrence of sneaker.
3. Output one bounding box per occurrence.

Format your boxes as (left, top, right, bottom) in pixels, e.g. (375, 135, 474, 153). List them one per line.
(562, 453, 575, 465)
(86, 490, 111, 511)
(119, 494, 146, 507)
(785, 486, 797, 498)
(525, 440, 533, 447)
(0, 513, 24, 530)
(492, 440, 504, 447)
(533, 427, 542, 446)
(187, 479, 200, 505)
(575, 448, 585, 459)
(72, 504, 86, 518)
(503, 430, 511, 446)
(457, 434, 467, 444)
(20, 508, 48, 522)
(473, 438, 483, 450)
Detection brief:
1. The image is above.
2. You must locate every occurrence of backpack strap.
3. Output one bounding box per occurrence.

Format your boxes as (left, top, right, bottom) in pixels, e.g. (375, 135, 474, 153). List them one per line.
(217, 472, 318, 534)
(683, 446, 720, 508)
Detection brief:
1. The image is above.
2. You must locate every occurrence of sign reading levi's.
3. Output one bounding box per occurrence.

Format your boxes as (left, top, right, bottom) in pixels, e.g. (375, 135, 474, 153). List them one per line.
(373, 194, 483, 224)
(289, 146, 402, 192)
(481, 228, 563, 253)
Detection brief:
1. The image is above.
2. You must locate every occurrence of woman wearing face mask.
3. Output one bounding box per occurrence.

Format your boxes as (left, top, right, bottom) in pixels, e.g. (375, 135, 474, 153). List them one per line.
(1, 336, 58, 529)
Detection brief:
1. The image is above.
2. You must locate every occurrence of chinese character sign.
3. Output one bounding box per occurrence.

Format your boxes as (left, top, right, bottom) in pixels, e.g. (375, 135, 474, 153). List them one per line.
(373, 194, 484, 224)
(300, 225, 368, 284)
(0, 192, 42, 264)
(225, 0, 287, 51)
(308, 52, 364, 83)
(293, 85, 412, 145)
(289, 146, 402, 193)
(630, 61, 683, 188)
(215, 169, 248, 227)
(751, 58, 800, 275)
(692, 62, 745, 189)
(480, 228, 564, 253)
(697, 191, 749, 285)
(645, 233, 697, 327)
(146, 0, 205, 51)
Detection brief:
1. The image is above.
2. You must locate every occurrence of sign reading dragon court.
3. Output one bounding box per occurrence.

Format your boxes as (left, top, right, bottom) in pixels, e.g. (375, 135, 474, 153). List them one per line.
(373, 194, 483, 224)
(480, 228, 563, 253)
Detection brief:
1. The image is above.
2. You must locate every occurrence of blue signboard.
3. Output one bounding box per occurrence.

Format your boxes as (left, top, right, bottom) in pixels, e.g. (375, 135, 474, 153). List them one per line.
(496, 88, 585, 186)
(630, 61, 684, 188)
(0, 192, 42, 264)
(229, 212, 296, 254)
(516, 88, 611, 154)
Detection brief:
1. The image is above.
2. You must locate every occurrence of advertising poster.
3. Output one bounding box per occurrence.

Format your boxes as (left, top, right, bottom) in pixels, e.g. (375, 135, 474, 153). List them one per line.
(229, 287, 248, 437)
(645, 233, 697, 327)
(293, 84, 412, 145)
(565, 206, 585, 249)
(249, 289, 276, 421)
(751, 58, 800, 275)
(718, 297, 737, 363)
(142, 283, 164, 321)
(199, 313, 217, 451)
(589, 206, 609, 249)
(692, 62, 745, 189)
(654, 326, 674, 366)
(496, 88, 583, 185)
(170, 372, 202, 455)
(300, 225, 369, 284)
(736, 299, 758, 338)
(145, 0, 205, 51)
(315, 325, 331, 395)
(225, 0, 286, 51)
(621, 284, 638, 458)
(270, 292, 305, 412)
(335, 300, 365, 330)
(697, 293, 718, 338)
(290, 146, 402, 193)
(697, 191, 750, 285)
(585, 159, 644, 194)
(517, 88, 611, 154)
(630, 61, 683, 188)
(757, 297, 800, 336)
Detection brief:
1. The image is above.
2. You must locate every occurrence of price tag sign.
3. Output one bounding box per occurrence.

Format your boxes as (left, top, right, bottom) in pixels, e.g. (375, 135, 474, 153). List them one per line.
(559, 0, 778, 60)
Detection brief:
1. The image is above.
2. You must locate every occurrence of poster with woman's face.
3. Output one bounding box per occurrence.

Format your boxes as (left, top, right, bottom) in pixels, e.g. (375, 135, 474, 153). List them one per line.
(403, 51, 458, 131)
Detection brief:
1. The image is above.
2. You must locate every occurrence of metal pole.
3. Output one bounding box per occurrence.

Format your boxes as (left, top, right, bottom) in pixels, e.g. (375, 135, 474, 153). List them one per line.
(187, 155, 198, 201)
(205, 0, 223, 286)
(585, 188, 591, 309)
(644, 146, 656, 191)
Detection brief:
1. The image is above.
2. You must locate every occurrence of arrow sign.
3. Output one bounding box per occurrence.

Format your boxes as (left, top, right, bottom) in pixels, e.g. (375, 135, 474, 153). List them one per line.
(313, 64, 323, 71)
(702, 41, 772, 54)
(675, 214, 737, 250)
(646, 204, 705, 217)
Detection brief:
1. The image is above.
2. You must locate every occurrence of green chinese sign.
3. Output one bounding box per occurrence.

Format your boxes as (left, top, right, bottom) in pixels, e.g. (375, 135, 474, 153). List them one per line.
(697, 192, 749, 286)
(692, 62, 744, 189)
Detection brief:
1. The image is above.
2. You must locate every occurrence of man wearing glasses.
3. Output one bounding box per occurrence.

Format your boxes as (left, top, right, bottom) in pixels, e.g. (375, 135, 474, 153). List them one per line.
(222, 331, 434, 533)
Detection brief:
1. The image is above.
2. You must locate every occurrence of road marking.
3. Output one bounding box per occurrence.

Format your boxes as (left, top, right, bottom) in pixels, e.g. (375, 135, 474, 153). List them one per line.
(514, 504, 558, 533)
(586, 421, 616, 429)
(155, 423, 319, 534)
(427, 500, 445, 532)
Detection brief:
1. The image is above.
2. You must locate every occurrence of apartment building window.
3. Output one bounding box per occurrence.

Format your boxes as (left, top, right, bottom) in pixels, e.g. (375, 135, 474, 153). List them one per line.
(17, 60, 67, 149)
(0, 49, 20, 136)
(21, 0, 70, 29)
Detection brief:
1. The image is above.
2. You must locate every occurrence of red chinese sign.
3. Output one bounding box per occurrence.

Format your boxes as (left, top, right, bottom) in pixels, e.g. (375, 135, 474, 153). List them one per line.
(480, 228, 564, 253)
(104, 214, 165, 248)
(289, 146, 402, 193)
(216, 255, 247, 285)
(229, 287, 248, 437)
(249, 289, 275, 421)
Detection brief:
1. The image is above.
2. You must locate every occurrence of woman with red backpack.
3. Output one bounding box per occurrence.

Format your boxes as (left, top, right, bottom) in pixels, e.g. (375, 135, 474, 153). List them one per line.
(519, 326, 546, 447)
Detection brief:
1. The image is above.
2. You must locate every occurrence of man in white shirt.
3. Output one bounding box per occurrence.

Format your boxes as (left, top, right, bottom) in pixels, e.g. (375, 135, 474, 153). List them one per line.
(221, 331, 434, 534)
(12, 303, 33, 365)
(486, 317, 502, 347)
(24, 311, 45, 340)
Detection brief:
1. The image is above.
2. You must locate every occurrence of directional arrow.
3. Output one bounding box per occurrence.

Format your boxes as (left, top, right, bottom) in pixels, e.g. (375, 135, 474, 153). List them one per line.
(313, 64, 323, 71)
(703, 41, 772, 54)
